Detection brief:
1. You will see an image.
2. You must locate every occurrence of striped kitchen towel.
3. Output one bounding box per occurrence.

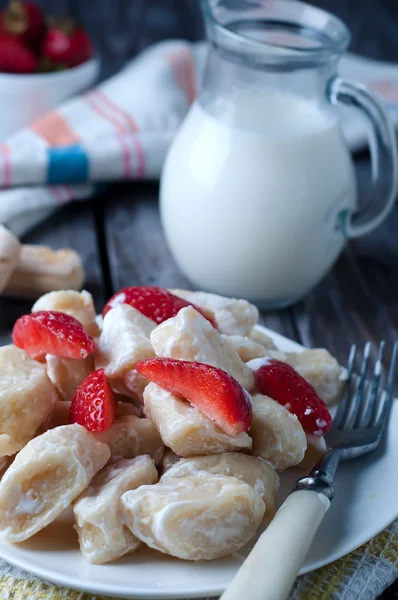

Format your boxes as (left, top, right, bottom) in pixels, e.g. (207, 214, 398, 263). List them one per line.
(0, 39, 202, 236)
(1, 40, 398, 236)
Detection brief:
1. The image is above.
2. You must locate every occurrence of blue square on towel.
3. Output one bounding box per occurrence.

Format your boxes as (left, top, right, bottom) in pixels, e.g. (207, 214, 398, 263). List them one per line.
(47, 145, 89, 184)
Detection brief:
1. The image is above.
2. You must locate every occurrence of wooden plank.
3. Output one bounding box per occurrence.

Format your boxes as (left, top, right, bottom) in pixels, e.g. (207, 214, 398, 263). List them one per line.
(104, 182, 192, 292)
(258, 309, 299, 343)
(103, 182, 299, 341)
(0, 200, 105, 345)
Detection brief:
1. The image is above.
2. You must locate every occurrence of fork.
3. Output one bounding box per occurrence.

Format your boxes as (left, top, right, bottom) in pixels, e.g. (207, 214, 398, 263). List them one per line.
(221, 341, 398, 600)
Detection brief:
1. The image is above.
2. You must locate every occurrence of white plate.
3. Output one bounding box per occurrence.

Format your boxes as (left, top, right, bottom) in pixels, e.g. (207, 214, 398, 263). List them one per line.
(0, 327, 397, 599)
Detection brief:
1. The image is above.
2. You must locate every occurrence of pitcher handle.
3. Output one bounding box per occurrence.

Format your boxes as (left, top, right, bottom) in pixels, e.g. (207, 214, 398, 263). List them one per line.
(329, 77, 398, 238)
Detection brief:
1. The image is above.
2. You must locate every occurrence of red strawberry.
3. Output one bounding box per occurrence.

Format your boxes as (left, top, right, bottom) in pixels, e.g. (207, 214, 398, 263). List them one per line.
(69, 368, 117, 432)
(12, 310, 96, 361)
(103, 286, 216, 327)
(42, 19, 92, 69)
(1, 1, 46, 49)
(136, 358, 252, 436)
(0, 30, 38, 73)
(253, 359, 332, 437)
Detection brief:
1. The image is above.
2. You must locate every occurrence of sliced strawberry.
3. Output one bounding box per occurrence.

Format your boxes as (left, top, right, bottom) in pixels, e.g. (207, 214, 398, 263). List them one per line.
(69, 368, 117, 432)
(253, 359, 332, 437)
(12, 310, 96, 361)
(103, 286, 216, 327)
(136, 358, 252, 436)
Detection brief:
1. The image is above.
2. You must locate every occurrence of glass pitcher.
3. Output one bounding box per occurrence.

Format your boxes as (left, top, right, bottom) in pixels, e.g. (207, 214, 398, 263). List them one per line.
(160, 0, 397, 308)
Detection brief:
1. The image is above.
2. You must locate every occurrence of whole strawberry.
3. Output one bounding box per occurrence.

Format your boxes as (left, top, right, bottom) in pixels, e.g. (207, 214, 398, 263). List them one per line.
(254, 359, 332, 437)
(0, 30, 38, 73)
(1, 0, 46, 49)
(42, 18, 92, 69)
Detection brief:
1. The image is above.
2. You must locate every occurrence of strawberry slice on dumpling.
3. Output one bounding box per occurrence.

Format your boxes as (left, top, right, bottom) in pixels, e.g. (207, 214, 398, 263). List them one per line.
(12, 310, 96, 361)
(102, 286, 216, 327)
(136, 358, 252, 436)
(253, 359, 332, 437)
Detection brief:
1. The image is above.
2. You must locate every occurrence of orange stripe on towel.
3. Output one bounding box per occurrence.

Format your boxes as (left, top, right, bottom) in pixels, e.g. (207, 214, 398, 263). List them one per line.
(31, 112, 80, 147)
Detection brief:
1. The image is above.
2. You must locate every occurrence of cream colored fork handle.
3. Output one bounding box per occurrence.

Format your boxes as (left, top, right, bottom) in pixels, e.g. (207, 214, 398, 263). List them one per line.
(220, 490, 330, 600)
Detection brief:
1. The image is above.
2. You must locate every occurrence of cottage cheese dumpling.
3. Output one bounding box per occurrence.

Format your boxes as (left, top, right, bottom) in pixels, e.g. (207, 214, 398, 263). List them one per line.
(223, 334, 271, 363)
(0, 425, 110, 542)
(115, 401, 141, 418)
(46, 354, 95, 402)
(94, 415, 164, 465)
(44, 401, 71, 430)
(0, 456, 13, 480)
(0, 225, 21, 293)
(285, 349, 346, 405)
(170, 289, 259, 335)
(160, 449, 181, 473)
(73, 455, 158, 564)
(95, 304, 155, 401)
(144, 383, 251, 457)
(161, 453, 279, 518)
(0, 457, 8, 474)
(0, 345, 57, 456)
(250, 394, 307, 471)
(248, 328, 276, 349)
(122, 475, 264, 560)
(151, 306, 253, 391)
(300, 435, 327, 470)
(32, 290, 100, 338)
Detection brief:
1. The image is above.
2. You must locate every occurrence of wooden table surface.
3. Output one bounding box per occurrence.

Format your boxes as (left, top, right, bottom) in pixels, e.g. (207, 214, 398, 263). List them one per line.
(0, 150, 396, 599)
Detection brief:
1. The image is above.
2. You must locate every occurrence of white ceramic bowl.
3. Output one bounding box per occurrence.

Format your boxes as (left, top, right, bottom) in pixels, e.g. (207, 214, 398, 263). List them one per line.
(0, 57, 100, 142)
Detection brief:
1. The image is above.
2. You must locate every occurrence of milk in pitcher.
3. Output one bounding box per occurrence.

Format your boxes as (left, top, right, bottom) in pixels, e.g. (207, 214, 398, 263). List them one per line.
(160, 90, 356, 306)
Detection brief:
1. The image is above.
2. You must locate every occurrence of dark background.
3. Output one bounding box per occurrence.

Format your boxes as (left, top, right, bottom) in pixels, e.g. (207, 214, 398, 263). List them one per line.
(0, 0, 397, 75)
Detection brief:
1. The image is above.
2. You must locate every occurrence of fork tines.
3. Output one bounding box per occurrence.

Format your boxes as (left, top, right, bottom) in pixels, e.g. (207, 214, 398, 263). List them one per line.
(332, 341, 398, 433)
